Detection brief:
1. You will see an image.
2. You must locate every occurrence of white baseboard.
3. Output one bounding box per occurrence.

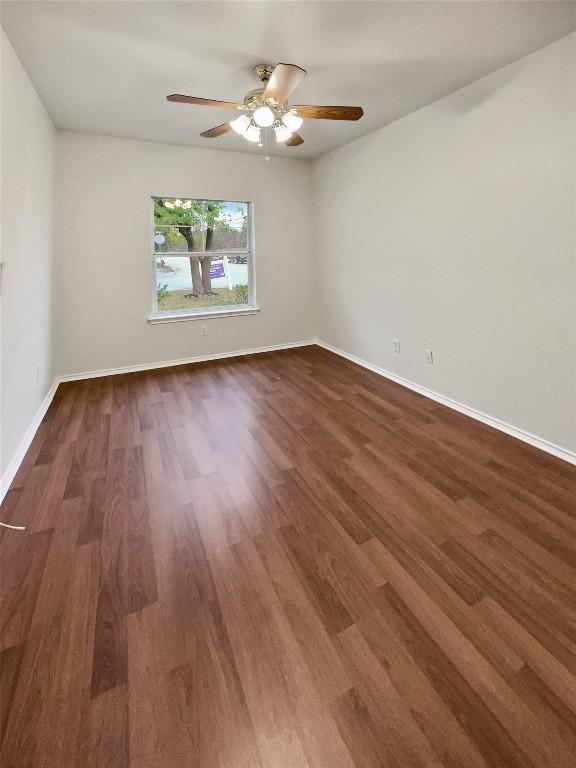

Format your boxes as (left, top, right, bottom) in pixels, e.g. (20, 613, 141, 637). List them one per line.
(58, 339, 316, 382)
(315, 339, 576, 466)
(0, 379, 60, 504)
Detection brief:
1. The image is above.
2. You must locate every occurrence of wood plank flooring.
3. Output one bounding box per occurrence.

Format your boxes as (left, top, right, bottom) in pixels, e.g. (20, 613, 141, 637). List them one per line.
(1, 345, 576, 767)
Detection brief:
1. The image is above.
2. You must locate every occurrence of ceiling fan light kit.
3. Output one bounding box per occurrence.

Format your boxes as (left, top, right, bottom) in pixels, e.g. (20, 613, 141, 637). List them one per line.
(244, 123, 261, 143)
(253, 104, 275, 127)
(282, 111, 303, 132)
(274, 123, 292, 143)
(230, 114, 251, 135)
(167, 62, 364, 154)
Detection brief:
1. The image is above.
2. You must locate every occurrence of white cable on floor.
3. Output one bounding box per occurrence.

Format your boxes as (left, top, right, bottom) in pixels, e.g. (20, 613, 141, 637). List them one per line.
(0, 521, 26, 531)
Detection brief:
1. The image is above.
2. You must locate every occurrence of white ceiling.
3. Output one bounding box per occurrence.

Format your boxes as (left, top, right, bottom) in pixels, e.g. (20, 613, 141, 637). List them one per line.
(2, 1, 575, 159)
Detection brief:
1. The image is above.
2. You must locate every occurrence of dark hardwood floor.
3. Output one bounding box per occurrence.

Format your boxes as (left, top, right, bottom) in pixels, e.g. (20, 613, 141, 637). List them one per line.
(1, 345, 575, 767)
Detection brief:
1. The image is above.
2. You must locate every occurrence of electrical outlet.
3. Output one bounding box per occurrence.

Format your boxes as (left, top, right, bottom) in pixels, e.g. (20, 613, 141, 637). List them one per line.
(200, 325, 208, 336)
(393, 338, 400, 353)
(425, 348, 434, 364)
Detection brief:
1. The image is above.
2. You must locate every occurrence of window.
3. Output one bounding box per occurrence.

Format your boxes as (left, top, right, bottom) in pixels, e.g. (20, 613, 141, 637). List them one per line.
(150, 197, 257, 322)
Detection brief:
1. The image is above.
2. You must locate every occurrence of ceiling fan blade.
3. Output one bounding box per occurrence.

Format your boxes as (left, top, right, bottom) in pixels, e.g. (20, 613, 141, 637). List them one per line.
(263, 63, 306, 102)
(286, 132, 304, 147)
(293, 105, 364, 121)
(200, 123, 232, 138)
(167, 94, 241, 110)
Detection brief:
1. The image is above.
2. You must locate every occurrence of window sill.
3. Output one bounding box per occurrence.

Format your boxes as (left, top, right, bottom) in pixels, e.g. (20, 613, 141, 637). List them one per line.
(148, 306, 260, 324)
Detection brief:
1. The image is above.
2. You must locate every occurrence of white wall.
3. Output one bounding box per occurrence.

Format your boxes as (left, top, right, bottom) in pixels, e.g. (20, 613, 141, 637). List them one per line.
(55, 133, 315, 375)
(1, 29, 56, 485)
(313, 33, 576, 454)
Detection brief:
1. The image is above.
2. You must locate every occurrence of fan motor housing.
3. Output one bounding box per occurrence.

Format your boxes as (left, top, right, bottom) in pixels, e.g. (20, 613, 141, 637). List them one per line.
(243, 87, 265, 108)
(243, 65, 288, 110)
(243, 87, 285, 112)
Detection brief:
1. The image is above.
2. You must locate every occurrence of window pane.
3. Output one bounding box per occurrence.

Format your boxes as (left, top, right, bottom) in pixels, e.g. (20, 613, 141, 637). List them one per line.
(154, 199, 248, 253)
(155, 255, 249, 312)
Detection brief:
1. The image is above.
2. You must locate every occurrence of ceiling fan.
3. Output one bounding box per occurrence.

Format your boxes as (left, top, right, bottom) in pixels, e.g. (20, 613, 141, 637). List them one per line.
(167, 63, 364, 148)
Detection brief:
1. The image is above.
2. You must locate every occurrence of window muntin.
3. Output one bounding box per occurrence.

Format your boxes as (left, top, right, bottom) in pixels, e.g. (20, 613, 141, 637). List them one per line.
(152, 197, 254, 317)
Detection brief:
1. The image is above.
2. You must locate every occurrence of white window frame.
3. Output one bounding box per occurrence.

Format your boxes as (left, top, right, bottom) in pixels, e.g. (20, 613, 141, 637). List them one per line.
(148, 196, 258, 323)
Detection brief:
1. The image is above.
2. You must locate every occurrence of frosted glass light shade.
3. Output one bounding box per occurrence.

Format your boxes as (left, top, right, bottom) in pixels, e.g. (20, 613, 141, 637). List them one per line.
(253, 105, 275, 127)
(245, 124, 261, 143)
(274, 124, 292, 143)
(230, 114, 251, 135)
(282, 112, 303, 132)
